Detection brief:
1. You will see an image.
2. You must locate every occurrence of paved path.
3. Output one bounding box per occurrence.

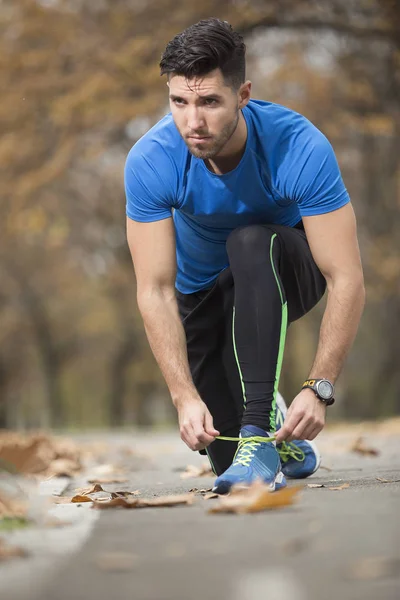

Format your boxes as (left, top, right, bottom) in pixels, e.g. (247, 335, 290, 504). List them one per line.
(1, 424, 399, 600)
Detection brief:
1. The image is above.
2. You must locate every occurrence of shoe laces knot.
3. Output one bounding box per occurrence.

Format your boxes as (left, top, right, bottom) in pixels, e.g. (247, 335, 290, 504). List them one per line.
(278, 441, 305, 463)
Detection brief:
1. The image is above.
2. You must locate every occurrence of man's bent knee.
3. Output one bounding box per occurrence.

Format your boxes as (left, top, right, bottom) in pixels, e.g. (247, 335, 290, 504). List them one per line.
(226, 224, 280, 263)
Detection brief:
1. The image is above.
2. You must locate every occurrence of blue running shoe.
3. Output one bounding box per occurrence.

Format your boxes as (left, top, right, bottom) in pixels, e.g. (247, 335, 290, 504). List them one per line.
(275, 392, 321, 479)
(212, 425, 287, 495)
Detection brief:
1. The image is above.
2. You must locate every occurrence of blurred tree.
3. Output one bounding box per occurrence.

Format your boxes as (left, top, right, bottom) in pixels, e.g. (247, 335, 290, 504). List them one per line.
(0, 0, 398, 427)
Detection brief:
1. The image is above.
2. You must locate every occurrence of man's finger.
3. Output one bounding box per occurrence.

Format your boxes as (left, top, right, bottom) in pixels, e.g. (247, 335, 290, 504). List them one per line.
(185, 423, 202, 451)
(195, 429, 215, 446)
(204, 411, 220, 437)
(275, 412, 302, 442)
(306, 426, 322, 441)
(290, 420, 310, 441)
(301, 423, 316, 441)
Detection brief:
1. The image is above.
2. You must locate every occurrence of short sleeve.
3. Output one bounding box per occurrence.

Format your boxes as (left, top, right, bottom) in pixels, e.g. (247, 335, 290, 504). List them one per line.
(124, 145, 175, 223)
(278, 127, 350, 216)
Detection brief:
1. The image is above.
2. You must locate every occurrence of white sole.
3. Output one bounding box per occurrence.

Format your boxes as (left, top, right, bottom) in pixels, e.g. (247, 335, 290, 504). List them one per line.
(269, 470, 286, 491)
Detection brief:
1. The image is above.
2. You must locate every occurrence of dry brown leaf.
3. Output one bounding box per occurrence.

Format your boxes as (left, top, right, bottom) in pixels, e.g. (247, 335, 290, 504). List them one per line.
(376, 477, 400, 484)
(0, 431, 81, 478)
(209, 481, 301, 514)
(110, 490, 140, 498)
(0, 538, 28, 561)
(320, 465, 333, 472)
(189, 487, 212, 494)
(93, 497, 139, 509)
(139, 494, 195, 507)
(328, 483, 350, 491)
(307, 484, 325, 488)
(74, 484, 105, 495)
(203, 492, 219, 500)
(180, 463, 214, 479)
(71, 494, 94, 503)
(93, 493, 194, 510)
(46, 458, 80, 478)
(350, 437, 379, 457)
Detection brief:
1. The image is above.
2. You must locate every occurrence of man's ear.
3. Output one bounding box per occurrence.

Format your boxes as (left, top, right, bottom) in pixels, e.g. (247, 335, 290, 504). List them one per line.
(239, 80, 251, 108)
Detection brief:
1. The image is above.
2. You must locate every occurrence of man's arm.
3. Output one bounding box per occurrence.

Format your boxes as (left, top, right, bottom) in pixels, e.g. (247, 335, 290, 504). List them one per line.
(127, 217, 219, 450)
(275, 202, 365, 442)
(304, 202, 365, 382)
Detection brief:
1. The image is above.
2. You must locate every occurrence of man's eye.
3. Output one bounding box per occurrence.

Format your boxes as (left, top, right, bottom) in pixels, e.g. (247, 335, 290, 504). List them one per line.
(173, 99, 185, 105)
(205, 99, 217, 105)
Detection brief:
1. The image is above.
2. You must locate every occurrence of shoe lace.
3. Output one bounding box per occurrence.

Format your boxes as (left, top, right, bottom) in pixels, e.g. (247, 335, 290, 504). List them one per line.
(215, 435, 305, 464)
(274, 408, 305, 463)
(216, 435, 274, 468)
(277, 441, 305, 463)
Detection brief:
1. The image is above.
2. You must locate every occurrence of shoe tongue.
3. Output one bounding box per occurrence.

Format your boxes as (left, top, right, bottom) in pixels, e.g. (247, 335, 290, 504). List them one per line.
(240, 425, 270, 438)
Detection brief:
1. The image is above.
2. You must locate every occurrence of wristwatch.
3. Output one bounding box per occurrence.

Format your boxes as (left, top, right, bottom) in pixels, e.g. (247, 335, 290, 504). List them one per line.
(302, 378, 335, 406)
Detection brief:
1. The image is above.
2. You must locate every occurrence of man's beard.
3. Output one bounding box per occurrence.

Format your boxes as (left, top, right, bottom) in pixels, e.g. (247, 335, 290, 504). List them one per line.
(184, 111, 239, 159)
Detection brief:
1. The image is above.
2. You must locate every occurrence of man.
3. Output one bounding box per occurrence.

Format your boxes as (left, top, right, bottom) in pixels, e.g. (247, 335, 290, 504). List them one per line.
(125, 18, 365, 494)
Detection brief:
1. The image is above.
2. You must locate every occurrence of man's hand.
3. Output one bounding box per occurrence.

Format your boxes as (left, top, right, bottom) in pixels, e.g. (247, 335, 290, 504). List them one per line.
(176, 398, 220, 451)
(274, 388, 326, 443)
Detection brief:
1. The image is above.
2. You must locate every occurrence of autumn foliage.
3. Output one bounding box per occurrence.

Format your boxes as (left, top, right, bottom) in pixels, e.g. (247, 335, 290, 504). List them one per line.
(0, 0, 399, 428)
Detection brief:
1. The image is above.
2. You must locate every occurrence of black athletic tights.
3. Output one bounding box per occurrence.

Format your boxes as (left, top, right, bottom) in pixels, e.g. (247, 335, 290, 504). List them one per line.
(177, 222, 326, 475)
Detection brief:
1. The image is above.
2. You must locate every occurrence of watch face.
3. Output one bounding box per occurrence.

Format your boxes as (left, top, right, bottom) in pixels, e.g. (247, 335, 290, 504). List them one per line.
(317, 380, 333, 399)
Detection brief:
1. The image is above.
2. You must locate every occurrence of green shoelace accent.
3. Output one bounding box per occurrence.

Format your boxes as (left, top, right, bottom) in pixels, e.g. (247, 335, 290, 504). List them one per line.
(215, 435, 305, 464)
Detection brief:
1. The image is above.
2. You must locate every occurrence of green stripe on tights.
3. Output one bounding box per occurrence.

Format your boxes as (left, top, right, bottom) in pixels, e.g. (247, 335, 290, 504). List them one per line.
(231, 233, 288, 432)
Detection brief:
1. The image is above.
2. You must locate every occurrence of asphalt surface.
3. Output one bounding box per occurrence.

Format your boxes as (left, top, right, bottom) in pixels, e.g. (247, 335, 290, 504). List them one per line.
(1, 425, 399, 600)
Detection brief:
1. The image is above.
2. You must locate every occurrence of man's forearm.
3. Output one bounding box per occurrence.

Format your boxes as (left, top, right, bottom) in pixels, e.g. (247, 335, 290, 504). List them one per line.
(138, 290, 198, 405)
(309, 278, 366, 383)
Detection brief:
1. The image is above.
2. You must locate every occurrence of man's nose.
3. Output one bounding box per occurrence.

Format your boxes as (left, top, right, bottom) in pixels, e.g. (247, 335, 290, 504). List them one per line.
(187, 107, 206, 132)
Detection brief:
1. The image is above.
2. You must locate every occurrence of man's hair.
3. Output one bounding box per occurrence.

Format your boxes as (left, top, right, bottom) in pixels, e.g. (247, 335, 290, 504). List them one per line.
(160, 18, 246, 90)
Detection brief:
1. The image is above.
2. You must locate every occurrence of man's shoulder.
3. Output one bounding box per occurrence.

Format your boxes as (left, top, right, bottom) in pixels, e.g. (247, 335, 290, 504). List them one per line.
(247, 99, 324, 144)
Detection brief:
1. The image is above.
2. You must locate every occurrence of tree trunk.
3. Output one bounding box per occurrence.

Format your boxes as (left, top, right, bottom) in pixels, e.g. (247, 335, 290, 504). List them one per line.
(109, 334, 137, 427)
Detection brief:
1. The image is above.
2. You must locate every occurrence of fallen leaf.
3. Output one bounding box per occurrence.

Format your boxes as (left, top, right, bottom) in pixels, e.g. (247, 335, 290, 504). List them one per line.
(93, 493, 195, 510)
(376, 477, 400, 484)
(0, 432, 82, 478)
(71, 495, 93, 503)
(74, 484, 105, 495)
(45, 458, 80, 478)
(95, 552, 138, 571)
(307, 484, 325, 488)
(328, 483, 350, 491)
(347, 556, 400, 580)
(203, 492, 219, 500)
(0, 538, 28, 561)
(350, 437, 379, 456)
(50, 496, 73, 504)
(189, 487, 212, 495)
(110, 490, 140, 498)
(209, 481, 301, 514)
(319, 465, 333, 472)
(180, 463, 214, 479)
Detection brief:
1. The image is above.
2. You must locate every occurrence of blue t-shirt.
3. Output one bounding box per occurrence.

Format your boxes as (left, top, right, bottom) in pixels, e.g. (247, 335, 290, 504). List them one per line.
(125, 99, 350, 294)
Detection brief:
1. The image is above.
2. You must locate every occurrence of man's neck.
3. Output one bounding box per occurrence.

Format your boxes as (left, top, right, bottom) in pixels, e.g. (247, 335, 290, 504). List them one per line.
(205, 112, 248, 175)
